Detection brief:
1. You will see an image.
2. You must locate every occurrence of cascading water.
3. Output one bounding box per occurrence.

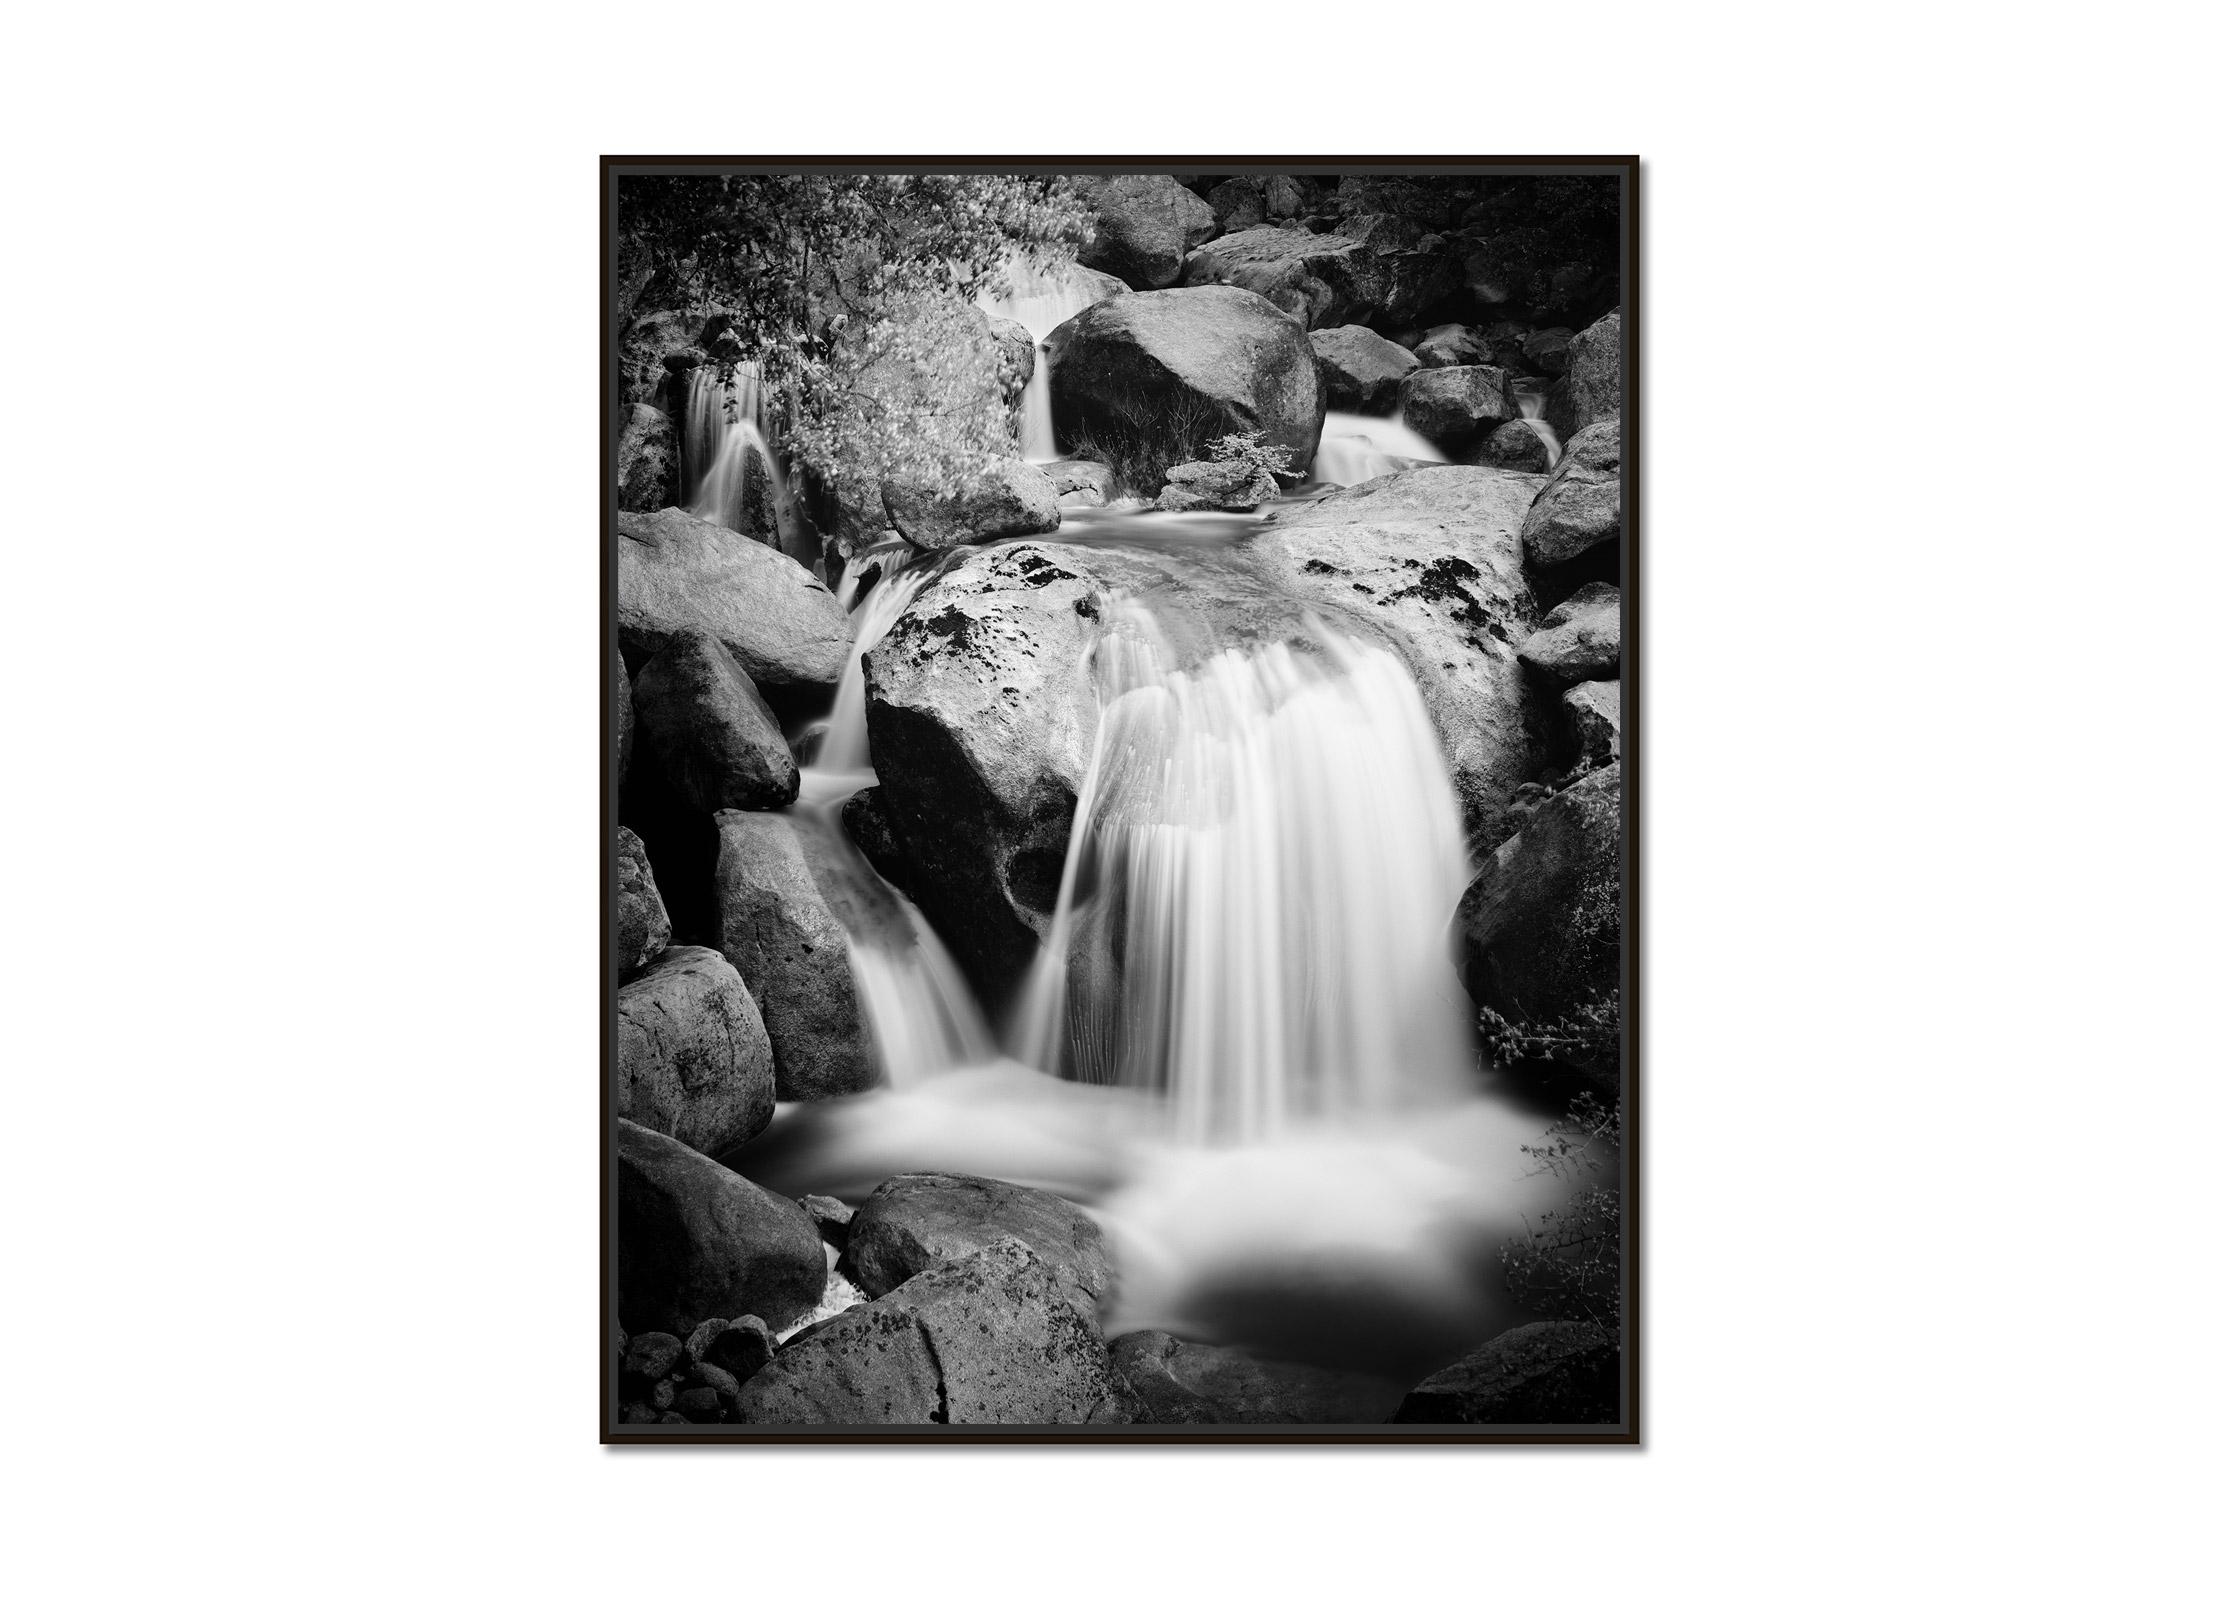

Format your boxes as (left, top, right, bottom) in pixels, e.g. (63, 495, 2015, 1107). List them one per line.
(772, 545, 995, 1093)
(1311, 412, 1449, 486)
(1512, 383, 1562, 471)
(1011, 600, 1478, 1144)
(977, 258, 1109, 461)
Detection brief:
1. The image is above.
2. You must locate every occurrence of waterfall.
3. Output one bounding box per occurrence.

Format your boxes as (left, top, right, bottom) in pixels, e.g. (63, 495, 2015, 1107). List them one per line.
(1011, 600, 1478, 1144)
(1311, 412, 1449, 486)
(779, 544, 995, 1092)
(680, 361, 761, 492)
(1513, 383, 1562, 470)
(978, 259, 1108, 462)
(812, 546, 941, 777)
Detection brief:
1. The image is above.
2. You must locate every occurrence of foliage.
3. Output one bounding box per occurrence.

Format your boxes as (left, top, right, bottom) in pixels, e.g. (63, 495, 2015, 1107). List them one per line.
(617, 174, 1089, 498)
(1202, 431, 1295, 478)
(1069, 390, 1232, 498)
(1501, 1091, 1622, 1331)
(1478, 993, 1620, 1083)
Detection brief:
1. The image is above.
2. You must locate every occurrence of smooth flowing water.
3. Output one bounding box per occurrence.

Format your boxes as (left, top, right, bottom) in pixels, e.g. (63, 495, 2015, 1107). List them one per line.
(728, 501, 1604, 1375)
(1513, 381, 1562, 470)
(977, 259, 1110, 460)
(1311, 412, 1449, 485)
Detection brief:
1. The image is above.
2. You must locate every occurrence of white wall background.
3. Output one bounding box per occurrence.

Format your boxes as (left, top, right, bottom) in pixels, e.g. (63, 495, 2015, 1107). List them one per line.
(3, 4, 2233, 1595)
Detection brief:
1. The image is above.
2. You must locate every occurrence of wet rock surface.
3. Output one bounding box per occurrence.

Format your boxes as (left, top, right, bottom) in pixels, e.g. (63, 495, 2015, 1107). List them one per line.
(1391, 1320, 1619, 1424)
(845, 1172, 1109, 1317)
(616, 1119, 827, 1337)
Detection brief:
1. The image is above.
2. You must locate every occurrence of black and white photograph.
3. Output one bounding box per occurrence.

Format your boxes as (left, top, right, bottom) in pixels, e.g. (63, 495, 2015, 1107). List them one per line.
(605, 161, 1636, 1436)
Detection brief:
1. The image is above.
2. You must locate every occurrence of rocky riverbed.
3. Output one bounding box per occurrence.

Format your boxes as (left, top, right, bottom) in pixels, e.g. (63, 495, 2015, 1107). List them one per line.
(613, 171, 1626, 1429)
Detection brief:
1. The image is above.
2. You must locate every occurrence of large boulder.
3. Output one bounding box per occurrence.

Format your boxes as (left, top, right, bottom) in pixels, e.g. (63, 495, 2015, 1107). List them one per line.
(1046, 286, 1325, 479)
(1524, 326, 1576, 376)
(1261, 468, 1549, 840)
(617, 507, 848, 688)
(862, 543, 1107, 1001)
(731, 1241, 1129, 1425)
(616, 403, 680, 512)
(1110, 1331, 1409, 1424)
(1522, 419, 1620, 566)
(1309, 324, 1419, 413)
(844, 1173, 1109, 1317)
(616, 945, 775, 1154)
(616, 825, 671, 973)
(1204, 175, 1267, 234)
(881, 458, 1060, 552)
(616, 1118, 826, 1336)
(1390, 1320, 1619, 1424)
(1037, 458, 1117, 508)
(630, 629, 798, 811)
(1455, 761, 1621, 1026)
(1179, 226, 1380, 329)
(711, 811, 878, 1100)
(1548, 310, 1621, 441)
(1400, 365, 1517, 455)
(1075, 174, 1217, 290)
(1519, 581, 1620, 683)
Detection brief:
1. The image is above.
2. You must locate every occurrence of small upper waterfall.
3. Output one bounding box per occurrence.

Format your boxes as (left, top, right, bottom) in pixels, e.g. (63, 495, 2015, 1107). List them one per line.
(1512, 382, 1562, 470)
(978, 259, 1109, 461)
(1011, 599, 1478, 1144)
(1311, 412, 1449, 486)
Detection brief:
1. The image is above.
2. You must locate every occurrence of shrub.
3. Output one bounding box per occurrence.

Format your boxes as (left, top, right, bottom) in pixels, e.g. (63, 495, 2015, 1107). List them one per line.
(1500, 1091, 1622, 1331)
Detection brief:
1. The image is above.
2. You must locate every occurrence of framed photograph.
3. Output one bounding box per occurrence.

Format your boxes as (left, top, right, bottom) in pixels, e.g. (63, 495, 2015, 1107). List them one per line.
(604, 156, 1638, 1441)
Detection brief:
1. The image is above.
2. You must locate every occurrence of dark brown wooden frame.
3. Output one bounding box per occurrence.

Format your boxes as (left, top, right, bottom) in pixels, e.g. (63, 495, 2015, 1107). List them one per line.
(601, 155, 1642, 1445)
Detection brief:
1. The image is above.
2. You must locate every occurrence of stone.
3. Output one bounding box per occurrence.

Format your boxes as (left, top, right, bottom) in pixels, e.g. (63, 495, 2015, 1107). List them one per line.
(1037, 458, 1117, 508)
(1261, 468, 1549, 841)
(616, 1118, 827, 1336)
(845, 1172, 1109, 1318)
(799, 1195, 855, 1248)
(1047, 285, 1325, 478)
(621, 1330, 682, 1395)
(1155, 455, 1278, 512)
(673, 1386, 724, 1422)
(1522, 419, 1620, 565)
(731, 1241, 1126, 1425)
(690, 1362, 740, 1403)
(711, 810, 878, 1100)
(1263, 174, 1308, 219)
(1309, 324, 1419, 414)
(1563, 680, 1621, 772)
(683, 1317, 727, 1364)
(618, 1402, 660, 1425)
(862, 543, 1109, 1000)
(616, 945, 775, 1155)
(655, 1410, 687, 1425)
(615, 826, 671, 974)
(881, 457, 1060, 552)
(1455, 761, 1621, 1028)
(1179, 226, 1381, 329)
(650, 1379, 675, 1411)
(1400, 365, 1517, 454)
(617, 403, 680, 513)
(1205, 175, 1267, 234)
(1524, 326, 1576, 375)
(617, 508, 848, 689)
(705, 1315, 776, 1381)
(1075, 174, 1218, 289)
(614, 651, 635, 782)
(1477, 418, 1559, 473)
(1390, 1321, 1619, 1424)
(1519, 581, 1620, 683)
(1109, 1331, 1409, 1424)
(1548, 310, 1621, 441)
(1414, 323, 1492, 368)
(630, 628, 798, 812)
